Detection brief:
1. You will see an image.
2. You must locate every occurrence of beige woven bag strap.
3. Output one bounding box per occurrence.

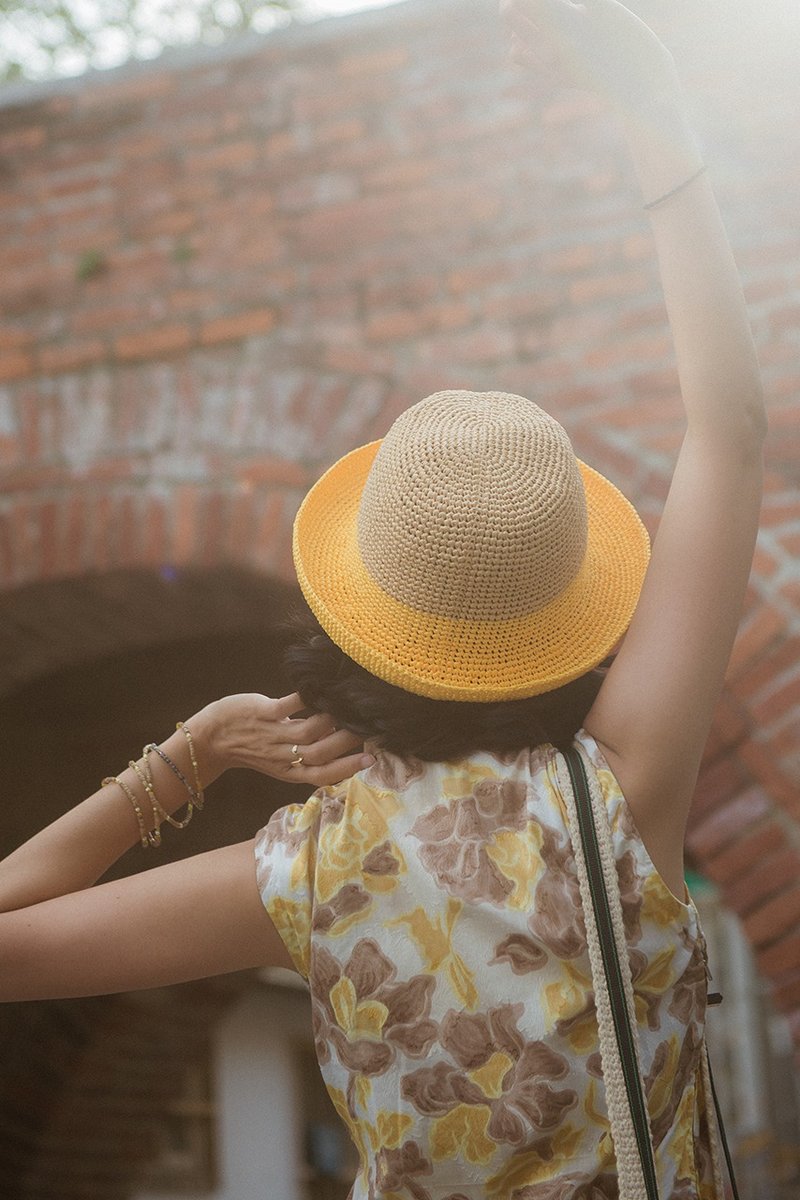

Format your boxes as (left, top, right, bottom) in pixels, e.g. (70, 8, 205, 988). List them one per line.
(557, 746, 659, 1200)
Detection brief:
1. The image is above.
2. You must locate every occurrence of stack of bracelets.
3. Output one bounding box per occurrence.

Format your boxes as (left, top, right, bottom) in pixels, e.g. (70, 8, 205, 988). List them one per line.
(101, 722, 204, 849)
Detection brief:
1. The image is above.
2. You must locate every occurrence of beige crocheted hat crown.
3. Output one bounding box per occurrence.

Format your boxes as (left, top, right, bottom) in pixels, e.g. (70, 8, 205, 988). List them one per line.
(293, 390, 650, 700)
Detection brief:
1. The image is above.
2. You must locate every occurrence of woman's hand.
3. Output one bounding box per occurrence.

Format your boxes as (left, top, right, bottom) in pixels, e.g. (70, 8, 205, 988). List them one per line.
(501, 0, 681, 113)
(196, 692, 374, 788)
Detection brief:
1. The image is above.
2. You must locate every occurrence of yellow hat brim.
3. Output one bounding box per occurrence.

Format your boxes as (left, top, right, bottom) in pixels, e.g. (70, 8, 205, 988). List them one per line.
(293, 440, 650, 701)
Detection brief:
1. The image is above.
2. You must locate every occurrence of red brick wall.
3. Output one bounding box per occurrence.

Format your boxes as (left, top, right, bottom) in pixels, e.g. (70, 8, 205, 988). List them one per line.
(1, 0, 800, 1044)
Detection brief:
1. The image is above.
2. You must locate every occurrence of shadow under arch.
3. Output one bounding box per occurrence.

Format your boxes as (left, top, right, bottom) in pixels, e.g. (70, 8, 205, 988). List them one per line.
(0, 564, 312, 1199)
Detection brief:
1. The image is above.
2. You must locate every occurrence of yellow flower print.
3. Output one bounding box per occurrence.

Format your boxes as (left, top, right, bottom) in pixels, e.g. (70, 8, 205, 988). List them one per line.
(633, 945, 677, 1027)
(667, 1078, 699, 1181)
(314, 781, 401, 904)
(485, 825, 544, 909)
(641, 871, 687, 927)
(328, 1086, 369, 1180)
(469, 1051, 514, 1099)
(442, 762, 499, 799)
(349, 776, 402, 844)
(430, 1103, 495, 1166)
(543, 960, 596, 1055)
(486, 1123, 582, 1193)
(646, 1034, 682, 1124)
(354, 1075, 372, 1113)
(584, 1077, 611, 1137)
(265, 895, 311, 976)
(388, 898, 478, 1010)
(330, 976, 389, 1040)
(373, 1110, 414, 1152)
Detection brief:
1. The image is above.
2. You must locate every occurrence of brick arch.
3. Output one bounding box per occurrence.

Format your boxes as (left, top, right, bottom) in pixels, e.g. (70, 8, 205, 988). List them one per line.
(1, 0, 798, 1061)
(0, 565, 307, 1196)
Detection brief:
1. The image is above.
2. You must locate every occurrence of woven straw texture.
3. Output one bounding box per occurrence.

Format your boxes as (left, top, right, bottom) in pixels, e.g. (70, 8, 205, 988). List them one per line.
(293, 391, 650, 700)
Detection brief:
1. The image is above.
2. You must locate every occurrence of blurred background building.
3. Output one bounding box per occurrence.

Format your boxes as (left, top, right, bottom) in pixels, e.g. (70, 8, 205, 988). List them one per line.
(0, 0, 799, 1195)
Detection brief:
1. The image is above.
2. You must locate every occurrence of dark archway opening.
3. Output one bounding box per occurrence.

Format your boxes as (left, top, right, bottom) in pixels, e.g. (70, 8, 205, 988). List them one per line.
(0, 566, 314, 1198)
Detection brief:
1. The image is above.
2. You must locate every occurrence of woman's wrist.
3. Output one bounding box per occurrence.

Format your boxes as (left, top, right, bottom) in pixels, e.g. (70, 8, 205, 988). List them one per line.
(185, 701, 230, 784)
(621, 98, 705, 209)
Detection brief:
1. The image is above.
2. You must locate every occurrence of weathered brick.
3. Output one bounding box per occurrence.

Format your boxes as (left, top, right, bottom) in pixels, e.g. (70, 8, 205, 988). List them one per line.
(226, 488, 256, 561)
(249, 491, 285, 575)
(0, 352, 34, 383)
(199, 309, 276, 347)
(172, 485, 200, 565)
(141, 495, 168, 567)
(750, 672, 800, 731)
(199, 491, 228, 567)
(366, 309, 429, 342)
(569, 270, 649, 307)
(732, 852, 800, 924)
(685, 786, 772, 860)
(703, 819, 786, 886)
(0, 125, 46, 155)
(38, 339, 106, 375)
(235, 459, 308, 490)
(114, 324, 192, 362)
(757, 932, 800, 981)
(184, 140, 259, 173)
(729, 635, 800, 706)
(737, 738, 798, 811)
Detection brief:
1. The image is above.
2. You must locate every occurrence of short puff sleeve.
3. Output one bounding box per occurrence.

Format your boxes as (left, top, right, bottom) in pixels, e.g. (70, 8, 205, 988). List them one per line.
(254, 793, 323, 979)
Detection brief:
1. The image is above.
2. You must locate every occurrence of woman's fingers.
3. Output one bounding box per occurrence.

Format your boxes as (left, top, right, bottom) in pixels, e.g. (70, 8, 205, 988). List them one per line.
(287, 727, 364, 770)
(290, 750, 375, 789)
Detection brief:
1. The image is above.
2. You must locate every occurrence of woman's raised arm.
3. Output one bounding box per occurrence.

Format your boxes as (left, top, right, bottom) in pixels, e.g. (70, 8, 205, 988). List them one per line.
(502, 2, 766, 826)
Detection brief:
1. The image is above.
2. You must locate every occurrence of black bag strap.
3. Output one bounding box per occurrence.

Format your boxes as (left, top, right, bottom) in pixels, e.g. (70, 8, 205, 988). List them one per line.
(563, 745, 740, 1200)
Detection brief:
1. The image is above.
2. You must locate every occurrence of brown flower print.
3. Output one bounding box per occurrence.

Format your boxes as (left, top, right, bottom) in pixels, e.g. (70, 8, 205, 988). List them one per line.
(410, 778, 528, 905)
(491, 932, 548, 975)
(256, 801, 317, 888)
(668, 937, 708, 1027)
(363, 841, 401, 877)
(645, 1022, 704, 1150)
(527, 824, 587, 959)
(364, 749, 426, 793)
(375, 1140, 434, 1200)
(403, 1004, 577, 1148)
(616, 848, 644, 946)
(487, 1041, 578, 1145)
(513, 1171, 619, 1199)
(310, 939, 438, 1080)
(312, 883, 371, 933)
(401, 1059, 487, 1114)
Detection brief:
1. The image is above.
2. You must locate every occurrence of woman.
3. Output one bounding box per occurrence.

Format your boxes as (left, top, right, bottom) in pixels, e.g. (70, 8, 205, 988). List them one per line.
(0, 2, 765, 1196)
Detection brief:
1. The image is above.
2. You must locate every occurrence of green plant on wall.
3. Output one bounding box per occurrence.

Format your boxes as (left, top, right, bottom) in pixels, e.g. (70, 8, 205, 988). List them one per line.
(75, 247, 107, 281)
(0, 0, 300, 85)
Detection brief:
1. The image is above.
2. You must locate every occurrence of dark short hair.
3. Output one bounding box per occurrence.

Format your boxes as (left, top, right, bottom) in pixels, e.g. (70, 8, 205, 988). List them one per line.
(282, 606, 610, 761)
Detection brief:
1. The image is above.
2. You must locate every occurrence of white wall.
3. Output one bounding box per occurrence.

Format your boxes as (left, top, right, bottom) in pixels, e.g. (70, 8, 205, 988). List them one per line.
(134, 981, 312, 1200)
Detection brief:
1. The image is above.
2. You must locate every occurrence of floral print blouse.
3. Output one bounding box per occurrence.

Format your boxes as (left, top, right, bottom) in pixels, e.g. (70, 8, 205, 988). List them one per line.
(255, 730, 719, 1200)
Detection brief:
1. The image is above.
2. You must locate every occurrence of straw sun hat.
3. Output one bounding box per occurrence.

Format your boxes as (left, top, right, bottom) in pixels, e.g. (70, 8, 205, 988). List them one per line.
(293, 390, 650, 702)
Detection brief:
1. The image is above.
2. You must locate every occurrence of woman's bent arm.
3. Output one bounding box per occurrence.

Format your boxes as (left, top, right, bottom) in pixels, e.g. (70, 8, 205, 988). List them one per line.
(0, 693, 368, 999)
(0, 841, 293, 1001)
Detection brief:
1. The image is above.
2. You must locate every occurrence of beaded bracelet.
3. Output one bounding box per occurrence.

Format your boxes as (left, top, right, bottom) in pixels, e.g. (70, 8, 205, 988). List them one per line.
(145, 740, 204, 810)
(102, 775, 159, 849)
(128, 759, 168, 843)
(176, 722, 203, 798)
(131, 755, 195, 832)
(102, 719, 203, 850)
